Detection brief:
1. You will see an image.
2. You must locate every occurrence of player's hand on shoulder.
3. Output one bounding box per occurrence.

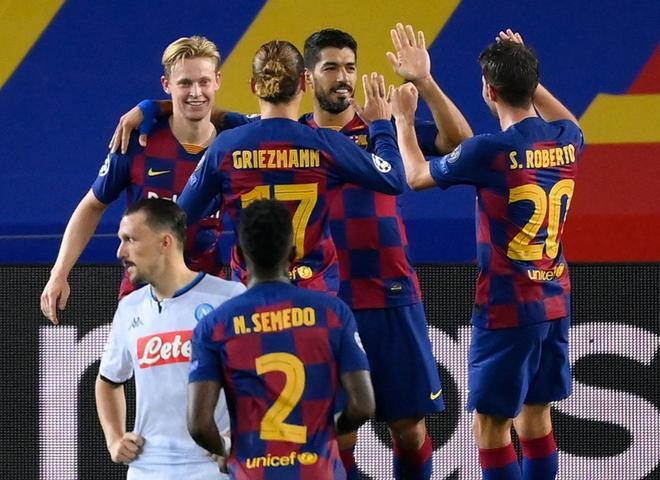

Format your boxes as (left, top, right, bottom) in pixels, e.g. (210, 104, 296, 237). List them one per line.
(40, 274, 70, 325)
(391, 83, 419, 124)
(349, 72, 394, 124)
(497, 28, 524, 44)
(109, 105, 147, 155)
(386, 23, 431, 82)
(108, 432, 145, 464)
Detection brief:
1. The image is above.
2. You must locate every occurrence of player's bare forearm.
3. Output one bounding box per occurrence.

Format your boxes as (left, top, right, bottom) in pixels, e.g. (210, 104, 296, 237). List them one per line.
(51, 190, 107, 279)
(187, 381, 228, 456)
(188, 420, 227, 457)
(337, 370, 375, 435)
(41, 190, 108, 323)
(395, 118, 436, 190)
(413, 75, 473, 153)
(95, 376, 127, 449)
(534, 84, 580, 126)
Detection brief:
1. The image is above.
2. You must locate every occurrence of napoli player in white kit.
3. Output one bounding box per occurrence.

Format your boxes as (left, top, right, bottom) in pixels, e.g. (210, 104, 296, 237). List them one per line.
(96, 198, 246, 480)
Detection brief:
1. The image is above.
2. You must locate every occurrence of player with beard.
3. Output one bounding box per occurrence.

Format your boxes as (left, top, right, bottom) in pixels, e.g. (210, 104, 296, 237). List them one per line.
(96, 198, 245, 480)
(296, 26, 473, 480)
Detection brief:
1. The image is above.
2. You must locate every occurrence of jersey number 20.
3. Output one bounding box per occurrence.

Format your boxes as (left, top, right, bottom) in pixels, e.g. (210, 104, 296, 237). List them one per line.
(507, 179, 575, 261)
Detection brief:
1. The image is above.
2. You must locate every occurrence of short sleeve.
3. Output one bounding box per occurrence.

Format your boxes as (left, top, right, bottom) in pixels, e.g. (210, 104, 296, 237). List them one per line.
(189, 315, 223, 383)
(91, 152, 132, 204)
(98, 308, 133, 383)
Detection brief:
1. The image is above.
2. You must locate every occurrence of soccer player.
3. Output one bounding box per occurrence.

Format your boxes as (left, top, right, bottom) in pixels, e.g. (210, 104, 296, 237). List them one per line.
(301, 26, 472, 480)
(392, 29, 582, 480)
(96, 198, 246, 480)
(40, 36, 224, 324)
(187, 199, 375, 479)
(177, 40, 406, 294)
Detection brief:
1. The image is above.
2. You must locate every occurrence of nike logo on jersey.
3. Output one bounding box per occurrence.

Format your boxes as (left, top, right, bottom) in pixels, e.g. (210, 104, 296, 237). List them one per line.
(147, 168, 171, 177)
(430, 389, 442, 400)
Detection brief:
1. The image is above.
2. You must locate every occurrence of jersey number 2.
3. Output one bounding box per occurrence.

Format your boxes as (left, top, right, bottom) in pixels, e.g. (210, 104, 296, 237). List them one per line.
(241, 184, 318, 261)
(255, 352, 307, 443)
(507, 179, 575, 261)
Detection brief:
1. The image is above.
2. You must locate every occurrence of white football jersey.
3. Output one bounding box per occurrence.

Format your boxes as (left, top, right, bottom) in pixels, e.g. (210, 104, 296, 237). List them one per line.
(100, 273, 245, 478)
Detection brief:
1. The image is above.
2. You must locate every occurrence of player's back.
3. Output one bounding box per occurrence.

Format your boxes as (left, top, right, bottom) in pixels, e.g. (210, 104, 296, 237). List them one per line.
(472, 117, 582, 328)
(192, 281, 361, 479)
(184, 117, 403, 294)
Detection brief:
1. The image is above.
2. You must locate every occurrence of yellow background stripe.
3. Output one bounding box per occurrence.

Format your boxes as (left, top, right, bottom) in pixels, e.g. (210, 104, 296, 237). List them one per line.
(0, 0, 64, 89)
(217, 0, 461, 113)
(580, 93, 660, 144)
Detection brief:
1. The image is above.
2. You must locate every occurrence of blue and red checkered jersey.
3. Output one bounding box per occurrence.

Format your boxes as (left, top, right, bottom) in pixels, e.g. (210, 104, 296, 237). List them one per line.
(92, 118, 223, 297)
(178, 117, 404, 294)
(429, 117, 584, 329)
(189, 281, 370, 480)
(301, 113, 439, 309)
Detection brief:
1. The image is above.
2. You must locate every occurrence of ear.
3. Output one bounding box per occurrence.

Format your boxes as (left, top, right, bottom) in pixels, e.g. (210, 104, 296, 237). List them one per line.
(250, 78, 257, 94)
(487, 84, 497, 102)
(304, 68, 314, 89)
(299, 74, 307, 93)
(161, 232, 174, 250)
(215, 71, 222, 89)
(161, 75, 170, 95)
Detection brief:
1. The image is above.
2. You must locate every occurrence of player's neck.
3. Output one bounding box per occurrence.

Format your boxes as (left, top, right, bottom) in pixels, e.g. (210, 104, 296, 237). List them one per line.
(169, 115, 216, 147)
(246, 263, 290, 288)
(497, 105, 538, 131)
(150, 260, 199, 301)
(259, 98, 300, 121)
(312, 105, 355, 130)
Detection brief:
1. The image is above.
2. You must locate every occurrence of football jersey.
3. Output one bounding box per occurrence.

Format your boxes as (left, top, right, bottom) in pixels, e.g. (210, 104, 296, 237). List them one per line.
(189, 281, 370, 480)
(178, 118, 404, 294)
(99, 273, 246, 474)
(302, 113, 436, 309)
(429, 117, 583, 329)
(92, 118, 223, 297)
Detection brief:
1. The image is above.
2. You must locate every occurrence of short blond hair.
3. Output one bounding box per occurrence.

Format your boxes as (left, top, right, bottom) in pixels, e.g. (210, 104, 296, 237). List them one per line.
(161, 36, 221, 78)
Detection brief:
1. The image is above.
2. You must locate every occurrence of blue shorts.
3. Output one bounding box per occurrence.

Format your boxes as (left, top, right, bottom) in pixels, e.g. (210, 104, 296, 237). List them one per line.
(467, 317, 572, 419)
(353, 303, 444, 422)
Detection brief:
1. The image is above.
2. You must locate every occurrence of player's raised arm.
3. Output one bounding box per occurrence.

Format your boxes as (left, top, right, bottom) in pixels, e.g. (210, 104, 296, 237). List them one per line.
(497, 29, 579, 126)
(40, 189, 109, 325)
(325, 72, 406, 194)
(387, 22, 473, 153)
(391, 84, 437, 190)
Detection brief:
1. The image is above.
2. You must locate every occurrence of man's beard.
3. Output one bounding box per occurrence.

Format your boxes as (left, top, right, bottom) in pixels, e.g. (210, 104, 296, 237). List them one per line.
(315, 84, 352, 114)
